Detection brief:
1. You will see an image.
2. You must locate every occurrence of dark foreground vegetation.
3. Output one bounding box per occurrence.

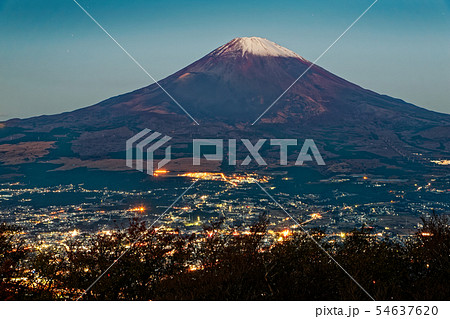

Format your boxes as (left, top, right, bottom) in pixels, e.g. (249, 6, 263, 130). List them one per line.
(1, 214, 449, 301)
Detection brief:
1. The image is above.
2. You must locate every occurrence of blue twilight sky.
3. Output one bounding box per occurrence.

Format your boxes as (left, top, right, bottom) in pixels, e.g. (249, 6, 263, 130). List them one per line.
(0, 0, 449, 120)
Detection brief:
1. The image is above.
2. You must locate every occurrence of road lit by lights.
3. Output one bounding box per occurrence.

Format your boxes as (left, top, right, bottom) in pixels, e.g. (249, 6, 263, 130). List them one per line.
(420, 232, 433, 237)
(431, 159, 450, 165)
(178, 172, 269, 186)
(153, 169, 169, 176)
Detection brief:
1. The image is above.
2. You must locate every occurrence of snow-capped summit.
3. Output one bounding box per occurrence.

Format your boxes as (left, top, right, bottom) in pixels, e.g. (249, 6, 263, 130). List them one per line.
(209, 37, 306, 60)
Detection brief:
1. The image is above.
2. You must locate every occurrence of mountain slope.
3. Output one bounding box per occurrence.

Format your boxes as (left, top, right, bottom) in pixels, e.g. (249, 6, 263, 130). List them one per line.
(7, 37, 448, 126)
(1, 37, 449, 175)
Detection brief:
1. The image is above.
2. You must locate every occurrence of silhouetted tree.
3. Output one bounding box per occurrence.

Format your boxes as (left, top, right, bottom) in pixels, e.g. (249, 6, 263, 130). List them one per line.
(18, 212, 449, 300)
(0, 223, 29, 300)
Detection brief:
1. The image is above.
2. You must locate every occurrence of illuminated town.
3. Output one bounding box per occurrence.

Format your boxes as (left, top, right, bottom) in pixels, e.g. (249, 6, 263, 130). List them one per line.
(1, 171, 448, 249)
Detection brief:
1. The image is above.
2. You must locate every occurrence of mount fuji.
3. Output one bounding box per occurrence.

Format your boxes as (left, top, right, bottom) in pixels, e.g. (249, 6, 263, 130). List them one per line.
(1, 37, 449, 176)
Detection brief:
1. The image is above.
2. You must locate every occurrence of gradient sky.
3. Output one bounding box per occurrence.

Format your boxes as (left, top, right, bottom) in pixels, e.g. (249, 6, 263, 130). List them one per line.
(1, 0, 449, 121)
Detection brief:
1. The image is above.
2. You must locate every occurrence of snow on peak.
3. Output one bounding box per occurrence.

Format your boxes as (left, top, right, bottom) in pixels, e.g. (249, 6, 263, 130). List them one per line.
(209, 37, 305, 60)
